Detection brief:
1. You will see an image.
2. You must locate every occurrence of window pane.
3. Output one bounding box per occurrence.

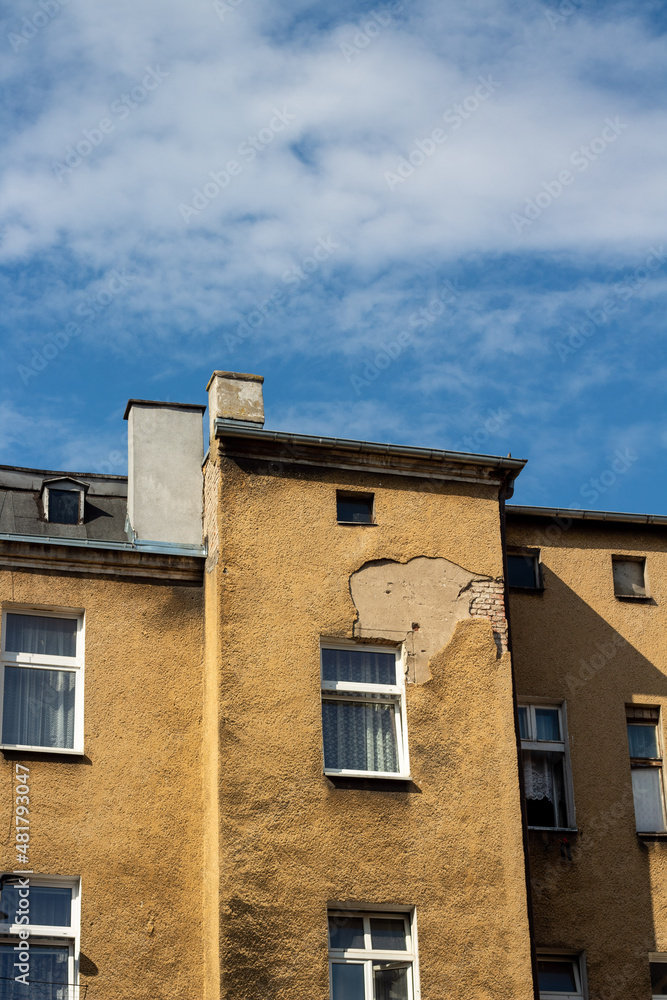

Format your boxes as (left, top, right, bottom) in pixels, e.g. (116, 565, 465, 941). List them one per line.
(535, 708, 561, 742)
(651, 961, 667, 995)
(337, 494, 373, 524)
(331, 962, 365, 1000)
(632, 768, 666, 832)
(523, 750, 567, 827)
(0, 886, 70, 927)
(370, 919, 406, 951)
(613, 558, 646, 597)
(2, 667, 76, 749)
(329, 915, 364, 950)
(518, 707, 529, 739)
(322, 648, 396, 686)
(48, 490, 80, 525)
(628, 724, 660, 759)
(0, 943, 69, 1000)
(373, 963, 410, 1000)
(537, 959, 577, 992)
(323, 701, 399, 773)
(0, 886, 71, 927)
(507, 554, 537, 588)
(5, 615, 77, 658)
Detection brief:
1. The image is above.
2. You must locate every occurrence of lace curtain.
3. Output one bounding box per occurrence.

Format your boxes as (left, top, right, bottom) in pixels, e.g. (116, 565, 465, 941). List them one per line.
(322, 701, 399, 772)
(2, 667, 75, 749)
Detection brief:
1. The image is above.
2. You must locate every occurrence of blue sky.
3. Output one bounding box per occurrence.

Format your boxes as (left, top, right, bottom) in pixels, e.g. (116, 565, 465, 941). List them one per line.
(1, 0, 667, 512)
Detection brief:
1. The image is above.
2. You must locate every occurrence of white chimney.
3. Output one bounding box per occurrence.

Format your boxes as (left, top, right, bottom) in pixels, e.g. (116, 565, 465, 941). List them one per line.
(124, 400, 205, 548)
(206, 371, 264, 442)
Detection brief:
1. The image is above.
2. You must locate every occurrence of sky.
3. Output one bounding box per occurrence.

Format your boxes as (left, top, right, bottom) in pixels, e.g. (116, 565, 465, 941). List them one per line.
(1, 0, 666, 512)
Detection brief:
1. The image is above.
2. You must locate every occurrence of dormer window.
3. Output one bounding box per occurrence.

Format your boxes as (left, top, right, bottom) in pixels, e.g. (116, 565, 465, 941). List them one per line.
(40, 478, 88, 526)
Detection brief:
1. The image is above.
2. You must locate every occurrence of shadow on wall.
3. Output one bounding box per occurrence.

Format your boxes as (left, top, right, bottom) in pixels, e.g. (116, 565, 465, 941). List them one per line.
(510, 563, 667, 1000)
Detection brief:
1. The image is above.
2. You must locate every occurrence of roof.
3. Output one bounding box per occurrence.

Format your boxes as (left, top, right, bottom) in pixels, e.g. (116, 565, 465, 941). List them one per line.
(0, 465, 128, 544)
(214, 421, 527, 492)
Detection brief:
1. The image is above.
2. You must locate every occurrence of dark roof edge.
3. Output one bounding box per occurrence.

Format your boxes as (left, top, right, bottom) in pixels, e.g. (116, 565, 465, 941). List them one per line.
(0, 464, 127, 482)
(508, 505, 667, 526)
(214, 421, 527, 474)
(123, 399, 207, 420)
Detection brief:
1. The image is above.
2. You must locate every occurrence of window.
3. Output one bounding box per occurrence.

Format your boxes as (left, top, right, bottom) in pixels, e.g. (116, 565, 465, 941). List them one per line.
(507, 551, 541, 590)
(336, 492, 374, 525)
(328, 910, 418, 1000)
(537, 953, 584, 1000)
(321, 644, 409, 778)
(0, 876, 80, 1000)
(650, 953, 667, 998)
(41, 478, 87, 526)
(518, 703, 574, 829)
(612, 556, 648, 598)
(1, 609, 85, 753)
(627, 706, 666, 832)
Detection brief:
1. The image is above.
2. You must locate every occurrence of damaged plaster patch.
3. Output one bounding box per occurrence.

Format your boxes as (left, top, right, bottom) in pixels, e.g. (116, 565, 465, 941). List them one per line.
(350, 556, 506, 682)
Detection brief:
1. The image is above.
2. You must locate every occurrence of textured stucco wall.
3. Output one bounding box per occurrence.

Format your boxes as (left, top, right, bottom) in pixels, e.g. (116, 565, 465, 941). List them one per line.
(212, 452, 534, 999)
(507, 514, 667, 1000)
(0, 567, 204, 1000)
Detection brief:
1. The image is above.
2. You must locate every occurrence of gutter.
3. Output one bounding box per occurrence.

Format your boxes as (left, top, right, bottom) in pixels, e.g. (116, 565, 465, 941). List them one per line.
(0, 532, 206, 559)
(214, 421, 527, 476)
(508, 505, 667, 526)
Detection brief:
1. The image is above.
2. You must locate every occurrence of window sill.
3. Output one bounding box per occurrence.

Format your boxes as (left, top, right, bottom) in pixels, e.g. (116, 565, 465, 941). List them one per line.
(336, 521, 377, 527)
(528, 826, 578, 833)
(1, 745, 85, 756)
(614, 594, 652, 602)
(324, 770, 411, 780)
(508, 586, 544, 593)
(637, 831, 667, 839)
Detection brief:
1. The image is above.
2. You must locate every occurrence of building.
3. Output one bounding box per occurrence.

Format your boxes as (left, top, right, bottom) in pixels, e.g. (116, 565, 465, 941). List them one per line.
(0, 369, 665, 999)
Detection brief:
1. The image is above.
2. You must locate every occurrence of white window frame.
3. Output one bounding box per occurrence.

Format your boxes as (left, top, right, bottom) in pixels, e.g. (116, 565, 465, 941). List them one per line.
(518, 701, 575, 830)
(328, 908, 420, 1000)
(627, 707, 666, 833)
(0, 607, 85, 754)
(649, 952, 667, 998)
(321, 642, 410, 780)
(537, 950, 586, 1000)
(0, 874, 80, 996)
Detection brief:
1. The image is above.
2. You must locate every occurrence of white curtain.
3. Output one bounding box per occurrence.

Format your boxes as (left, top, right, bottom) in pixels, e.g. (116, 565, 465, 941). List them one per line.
(323, 701, 399, 772)
(632, 768, 666, 832)
(3, 667, 75, 749)
(523, 750, 555, 801)
(5, 615, 76, 658)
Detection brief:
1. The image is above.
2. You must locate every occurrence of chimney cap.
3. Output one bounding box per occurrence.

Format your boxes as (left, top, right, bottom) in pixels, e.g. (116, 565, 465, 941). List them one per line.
(205, 371, 264, 391)
(123, 399, 206, 421)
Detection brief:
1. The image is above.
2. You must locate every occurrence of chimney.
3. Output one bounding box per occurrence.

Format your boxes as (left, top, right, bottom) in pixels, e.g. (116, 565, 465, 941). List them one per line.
(123, 399, 206, 548)
(206, 371, 264, 442)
